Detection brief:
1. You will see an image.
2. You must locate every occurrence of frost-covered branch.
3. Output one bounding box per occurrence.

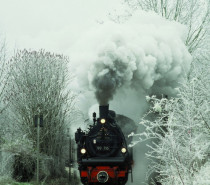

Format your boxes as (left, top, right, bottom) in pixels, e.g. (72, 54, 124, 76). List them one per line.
(130, 65, 210, 184)
(125, 0, 210, 53)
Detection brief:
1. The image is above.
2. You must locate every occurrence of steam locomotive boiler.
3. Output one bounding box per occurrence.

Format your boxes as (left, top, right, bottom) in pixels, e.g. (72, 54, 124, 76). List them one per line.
(75, 105, 133, 185)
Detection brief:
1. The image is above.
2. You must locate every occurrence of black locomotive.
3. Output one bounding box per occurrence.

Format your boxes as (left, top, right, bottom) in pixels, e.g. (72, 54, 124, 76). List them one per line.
(75, 105, 134, 185)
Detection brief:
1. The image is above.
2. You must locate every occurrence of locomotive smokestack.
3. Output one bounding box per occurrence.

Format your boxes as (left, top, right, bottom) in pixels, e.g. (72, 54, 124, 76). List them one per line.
(99, 104, 109, 118)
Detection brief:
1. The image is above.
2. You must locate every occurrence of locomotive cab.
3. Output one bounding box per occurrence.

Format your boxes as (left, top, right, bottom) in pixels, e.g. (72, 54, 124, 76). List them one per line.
(75, 105, 133, 185)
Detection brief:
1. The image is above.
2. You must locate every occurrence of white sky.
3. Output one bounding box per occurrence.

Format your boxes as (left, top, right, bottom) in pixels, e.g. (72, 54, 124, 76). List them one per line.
(0, 0, 121, 54)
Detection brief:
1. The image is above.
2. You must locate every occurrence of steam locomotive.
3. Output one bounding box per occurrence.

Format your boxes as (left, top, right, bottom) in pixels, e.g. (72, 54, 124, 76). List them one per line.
(75, 105, 134, 185)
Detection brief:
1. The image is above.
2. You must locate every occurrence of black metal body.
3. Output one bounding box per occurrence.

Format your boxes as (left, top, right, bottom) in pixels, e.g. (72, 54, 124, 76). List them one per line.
(75, 105, 133, 185)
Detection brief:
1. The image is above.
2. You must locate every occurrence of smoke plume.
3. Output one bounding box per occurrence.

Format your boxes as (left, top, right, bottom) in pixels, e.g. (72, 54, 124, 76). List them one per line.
(72, 10, 191, 106)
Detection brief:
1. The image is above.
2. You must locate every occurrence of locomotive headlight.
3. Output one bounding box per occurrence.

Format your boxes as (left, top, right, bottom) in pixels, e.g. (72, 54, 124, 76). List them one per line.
(80, 148, 86, 154)
(121, 147, 127, 153)
(100, 119, 106, 124)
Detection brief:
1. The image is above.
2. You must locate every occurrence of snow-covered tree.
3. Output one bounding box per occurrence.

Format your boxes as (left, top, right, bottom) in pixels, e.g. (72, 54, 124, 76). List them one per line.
(130, 54, 210, 184)
(2, 49, 75, 179)
(124, 0, 210, 53)
(0, 37, 9, 114)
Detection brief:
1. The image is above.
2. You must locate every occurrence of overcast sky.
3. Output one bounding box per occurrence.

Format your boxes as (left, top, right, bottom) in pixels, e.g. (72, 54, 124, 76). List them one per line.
(0, 0, 121, 54)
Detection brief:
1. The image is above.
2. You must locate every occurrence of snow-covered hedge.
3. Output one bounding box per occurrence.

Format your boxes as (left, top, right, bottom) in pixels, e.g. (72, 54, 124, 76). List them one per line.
(130, 55, 210, 184)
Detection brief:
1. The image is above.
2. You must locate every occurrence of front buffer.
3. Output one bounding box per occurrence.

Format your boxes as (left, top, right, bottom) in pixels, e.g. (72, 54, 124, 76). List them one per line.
(80, 166, 128, 185)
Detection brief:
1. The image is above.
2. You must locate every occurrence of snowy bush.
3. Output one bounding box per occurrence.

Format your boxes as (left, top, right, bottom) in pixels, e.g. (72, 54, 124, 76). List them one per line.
(3, 49, 75, 179)
(0, 151, 14, 178)
(130, 56, 210, 184)
(192, 161, 210, 185)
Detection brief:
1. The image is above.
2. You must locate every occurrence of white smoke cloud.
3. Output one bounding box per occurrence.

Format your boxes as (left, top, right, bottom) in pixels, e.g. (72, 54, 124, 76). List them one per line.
(69, 10, 192, 185)
(71, 10, 191, 120)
